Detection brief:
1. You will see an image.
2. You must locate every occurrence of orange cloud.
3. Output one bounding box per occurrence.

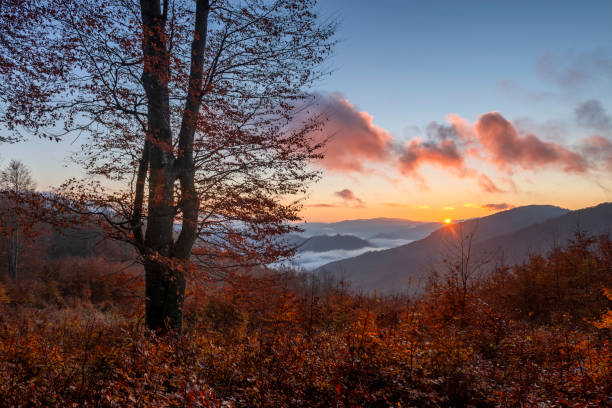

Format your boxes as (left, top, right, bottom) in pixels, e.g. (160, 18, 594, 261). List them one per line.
(313, 93, 394, 173)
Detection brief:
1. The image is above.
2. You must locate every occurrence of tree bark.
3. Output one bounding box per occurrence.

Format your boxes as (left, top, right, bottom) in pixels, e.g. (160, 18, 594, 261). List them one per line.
(145, 258, 186, 332)
(138, 0, 209, 333)
(140, 0, 178, 332)
(5, 218, 19, 281)
(7, 238, 18, 281)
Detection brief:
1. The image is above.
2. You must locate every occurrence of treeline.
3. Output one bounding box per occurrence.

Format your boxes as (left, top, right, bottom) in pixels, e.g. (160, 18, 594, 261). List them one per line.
(0, 232, 610, 407)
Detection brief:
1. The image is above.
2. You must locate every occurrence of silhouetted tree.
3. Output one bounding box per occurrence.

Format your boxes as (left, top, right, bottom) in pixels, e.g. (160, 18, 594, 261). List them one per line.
(1, 0, 336, 332)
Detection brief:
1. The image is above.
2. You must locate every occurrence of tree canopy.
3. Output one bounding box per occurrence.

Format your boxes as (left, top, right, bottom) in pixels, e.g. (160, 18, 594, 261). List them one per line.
(0, 0, 337, 331)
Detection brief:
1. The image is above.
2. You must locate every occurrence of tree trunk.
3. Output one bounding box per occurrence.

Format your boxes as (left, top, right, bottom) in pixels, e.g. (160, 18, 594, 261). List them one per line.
(138, 0, 208, 333)
(145, 259, 186, 332)
(7, 247, 17, 281)
(6, 223, 19, 281)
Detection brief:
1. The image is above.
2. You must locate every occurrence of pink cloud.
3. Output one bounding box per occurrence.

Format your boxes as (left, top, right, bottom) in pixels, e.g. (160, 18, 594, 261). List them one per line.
(397, 135, 502, 193)
(446, 113, 476, 142)
(474, 112, 587, 173)
(307, 93, 602, 193)
(313, 93, 394, 173)
(398, 138, 464, 177)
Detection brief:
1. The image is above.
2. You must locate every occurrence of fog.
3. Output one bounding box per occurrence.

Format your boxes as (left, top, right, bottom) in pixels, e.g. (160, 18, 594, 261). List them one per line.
(283, 238, 414, 270)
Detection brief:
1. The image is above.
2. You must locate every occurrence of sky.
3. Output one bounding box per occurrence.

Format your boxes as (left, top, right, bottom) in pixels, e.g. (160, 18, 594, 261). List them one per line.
(3, 0, 612, 223)
(298, 0, 612, 222)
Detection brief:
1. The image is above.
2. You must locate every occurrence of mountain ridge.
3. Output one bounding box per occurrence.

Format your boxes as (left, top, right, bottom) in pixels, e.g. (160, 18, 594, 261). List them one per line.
(315, 204, 580, 293)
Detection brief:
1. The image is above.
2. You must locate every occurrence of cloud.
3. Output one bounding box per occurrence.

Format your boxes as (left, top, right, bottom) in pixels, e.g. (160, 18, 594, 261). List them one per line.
(446, 113, 477, 142)
(477, 173, 503, 193)
(537, 49, 612, 89)
(474, 112, 587, 173)
(443, 206, 455, 210)
(383, 203, 405, 207)
(581, 135, 612, 171)
(398, 121, 503, 193)
(312, 92, 394, 173)
(483, 203, 514, 211)
(575, 100, 612, 132)
(416, 204, 431, 209)
(398, 138, 465, 178)
(305, 203, 338, 208)
(497, 79, 555, 102)
(425, 121, 459, 141)
(465, 202, 514, 211)
(307, 92, 604, 192)
(334, 189, 364, 207)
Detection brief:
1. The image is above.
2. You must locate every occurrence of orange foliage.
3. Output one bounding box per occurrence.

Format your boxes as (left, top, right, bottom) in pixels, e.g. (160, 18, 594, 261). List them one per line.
(0, 232, 611, 406)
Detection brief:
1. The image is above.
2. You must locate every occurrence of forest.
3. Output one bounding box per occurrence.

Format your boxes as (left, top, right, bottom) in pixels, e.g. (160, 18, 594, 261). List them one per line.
(0, 216, 610, 406)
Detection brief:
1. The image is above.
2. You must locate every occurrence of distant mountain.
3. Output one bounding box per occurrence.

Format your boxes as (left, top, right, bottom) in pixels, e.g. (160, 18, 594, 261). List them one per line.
(283, 234, 309, 246)
(477, 202, 612, 264)
(368, 222, 443, 241)
(299, 218, 436, 239)
(298, 234, 373, 253)
(316, 204, 572, 294)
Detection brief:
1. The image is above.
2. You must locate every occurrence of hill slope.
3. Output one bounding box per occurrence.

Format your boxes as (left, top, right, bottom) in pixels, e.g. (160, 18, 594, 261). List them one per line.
(298, 234, 373, 252)
(316, 204, 573, 293)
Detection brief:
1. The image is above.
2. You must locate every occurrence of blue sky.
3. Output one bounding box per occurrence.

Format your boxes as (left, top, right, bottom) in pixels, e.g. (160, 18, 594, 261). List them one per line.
(316, 0, 612, 133)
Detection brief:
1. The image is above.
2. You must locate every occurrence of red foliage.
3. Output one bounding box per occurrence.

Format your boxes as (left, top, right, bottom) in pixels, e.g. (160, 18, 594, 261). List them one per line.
(0, 232, 610, 406)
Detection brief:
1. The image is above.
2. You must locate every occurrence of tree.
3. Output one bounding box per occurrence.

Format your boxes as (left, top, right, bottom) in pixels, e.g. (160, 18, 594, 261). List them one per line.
(437, 221, 491, 327)
(0, 160, 36, 281)
(1, 0, 336, 332)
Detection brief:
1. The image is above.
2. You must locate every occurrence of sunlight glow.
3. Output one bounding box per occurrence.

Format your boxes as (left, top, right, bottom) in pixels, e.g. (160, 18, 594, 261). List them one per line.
(444, 218, 452, 224)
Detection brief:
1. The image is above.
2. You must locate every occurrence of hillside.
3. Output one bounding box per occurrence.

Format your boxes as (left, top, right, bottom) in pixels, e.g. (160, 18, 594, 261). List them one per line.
(477, 202, 612, 263)
(298, 234, 373, 252)
(316, 204, 572, 293)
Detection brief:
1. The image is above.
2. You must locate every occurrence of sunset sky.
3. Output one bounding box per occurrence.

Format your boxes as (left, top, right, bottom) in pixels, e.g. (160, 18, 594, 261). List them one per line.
(3, 0, 612, 223)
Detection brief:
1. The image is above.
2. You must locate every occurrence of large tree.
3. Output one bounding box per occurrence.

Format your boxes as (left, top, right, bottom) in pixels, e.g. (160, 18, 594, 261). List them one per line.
(0, 0, 336, 332)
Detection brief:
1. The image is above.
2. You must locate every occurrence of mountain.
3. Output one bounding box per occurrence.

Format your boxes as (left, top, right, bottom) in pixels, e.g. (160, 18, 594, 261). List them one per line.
(298, 234, 373, 252)
(315, 204, 572, 294)
(368, 222, 445, 241)
(477, 202, 612, 263)
(283, 234, 309, 246)
(299, 218, 439, 240)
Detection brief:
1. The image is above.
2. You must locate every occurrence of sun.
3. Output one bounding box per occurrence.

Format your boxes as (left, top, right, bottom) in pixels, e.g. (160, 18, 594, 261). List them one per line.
(444, 218, 452, 224)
